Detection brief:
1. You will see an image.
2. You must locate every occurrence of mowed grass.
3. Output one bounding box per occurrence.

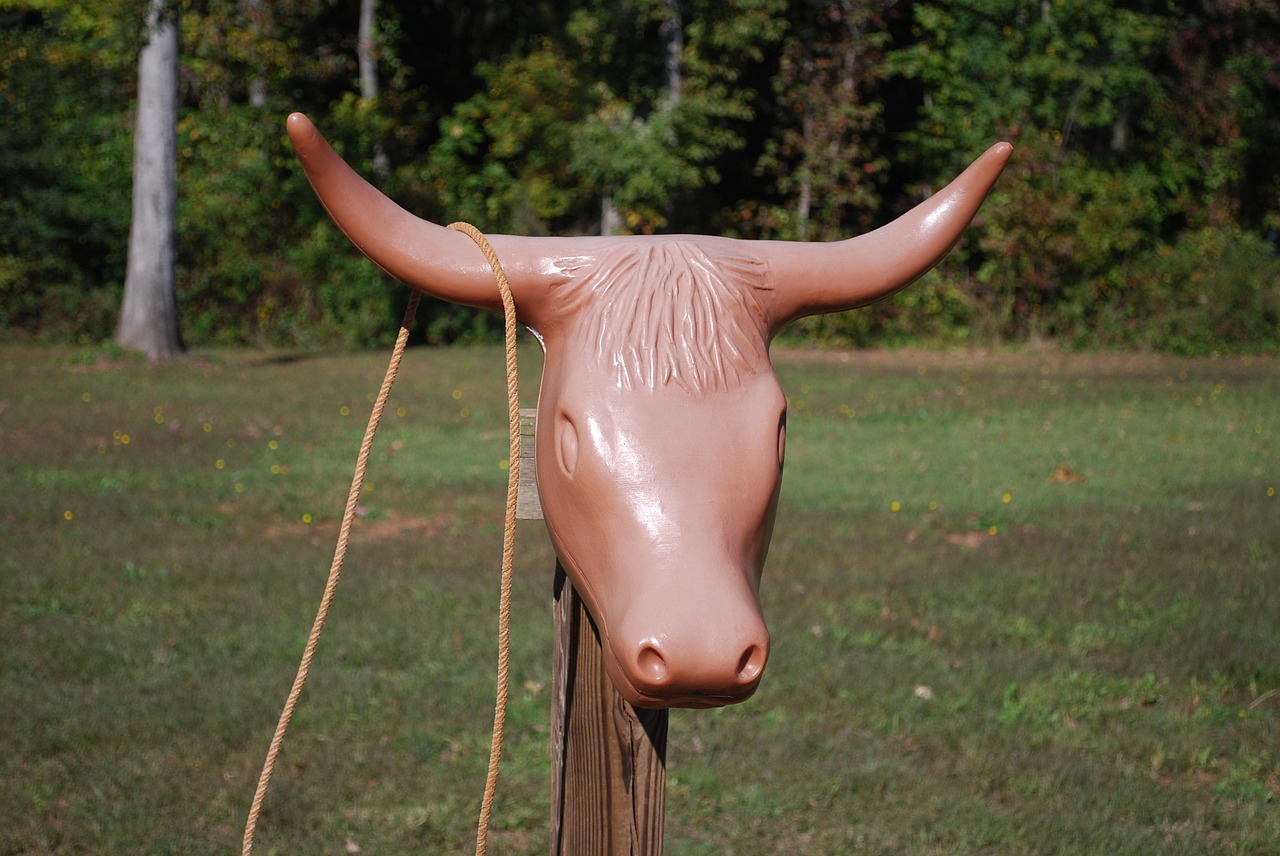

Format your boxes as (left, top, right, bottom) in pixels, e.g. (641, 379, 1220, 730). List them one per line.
(1, 342, 1276, 854)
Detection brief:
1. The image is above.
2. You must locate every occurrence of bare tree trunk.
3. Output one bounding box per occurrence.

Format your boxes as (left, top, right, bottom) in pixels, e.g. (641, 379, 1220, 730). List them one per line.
(358, 0, 377, 101)
(659, 0, 682, 230)
(116, 0, 183, 362)
(246, 0, 267, 109)
(358, 0, 390, 182)
(661, 0, 682, 108)
(601, 188, 622, 236)
(797, 54, 814, 240)
(1111, 107, 1130, 153)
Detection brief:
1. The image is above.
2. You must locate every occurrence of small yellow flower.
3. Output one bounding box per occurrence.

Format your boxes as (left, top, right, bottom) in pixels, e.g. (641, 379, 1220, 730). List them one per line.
(215, 459, 225, 470)
(63, 510, 74, 521)
(1002, 492, 1012, 504)
(268, 439, 279, 450)
(301, 513, 313, 524)
(988, 525, 998, 536)
(890, 501, 901, 513)
(339, 405, 351, 417)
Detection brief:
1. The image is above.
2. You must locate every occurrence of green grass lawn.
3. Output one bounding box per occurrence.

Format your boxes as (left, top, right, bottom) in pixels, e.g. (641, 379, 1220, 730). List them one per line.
(2, 342, 1276, 854)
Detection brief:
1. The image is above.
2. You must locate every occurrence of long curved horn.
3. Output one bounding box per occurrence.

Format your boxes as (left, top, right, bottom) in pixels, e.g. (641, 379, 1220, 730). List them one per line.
(759, 142, 1012, 332)
(286, 113, 554, 321)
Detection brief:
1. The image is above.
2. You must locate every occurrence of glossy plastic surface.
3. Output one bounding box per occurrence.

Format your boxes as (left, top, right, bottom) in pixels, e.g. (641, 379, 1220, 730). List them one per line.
(287, 112, 1010, 708)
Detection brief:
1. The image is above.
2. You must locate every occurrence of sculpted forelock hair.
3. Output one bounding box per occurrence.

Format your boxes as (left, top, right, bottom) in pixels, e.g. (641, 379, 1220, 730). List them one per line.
(553, 241, 773, 394)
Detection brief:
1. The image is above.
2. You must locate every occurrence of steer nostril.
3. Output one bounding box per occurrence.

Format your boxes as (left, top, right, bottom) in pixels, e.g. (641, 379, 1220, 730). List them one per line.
(636, 644, 669, 684)
(736, 644, 765, 684)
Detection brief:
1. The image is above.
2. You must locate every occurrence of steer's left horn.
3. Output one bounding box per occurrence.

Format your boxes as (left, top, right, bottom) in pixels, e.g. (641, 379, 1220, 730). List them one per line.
(759, 142, 1012, 332)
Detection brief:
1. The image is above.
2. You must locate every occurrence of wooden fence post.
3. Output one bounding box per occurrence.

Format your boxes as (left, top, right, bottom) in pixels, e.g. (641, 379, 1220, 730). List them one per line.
(519, 410, 668, 856)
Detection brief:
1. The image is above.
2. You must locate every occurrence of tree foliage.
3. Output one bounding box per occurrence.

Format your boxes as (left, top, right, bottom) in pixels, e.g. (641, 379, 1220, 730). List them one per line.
(2, 0, 1277, 352)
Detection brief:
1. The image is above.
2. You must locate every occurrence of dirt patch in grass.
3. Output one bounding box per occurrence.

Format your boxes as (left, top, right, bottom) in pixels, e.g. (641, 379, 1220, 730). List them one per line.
(945, 530, 992, 548)
(263, 508, 461, 542)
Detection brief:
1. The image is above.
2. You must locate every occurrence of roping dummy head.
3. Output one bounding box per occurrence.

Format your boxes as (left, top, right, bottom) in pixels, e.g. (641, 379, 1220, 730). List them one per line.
(287, 112, 1011, 709)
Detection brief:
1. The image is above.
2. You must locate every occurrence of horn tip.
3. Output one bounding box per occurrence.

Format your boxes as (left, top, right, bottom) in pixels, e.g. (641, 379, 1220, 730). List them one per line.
(286, 112, 316, 147)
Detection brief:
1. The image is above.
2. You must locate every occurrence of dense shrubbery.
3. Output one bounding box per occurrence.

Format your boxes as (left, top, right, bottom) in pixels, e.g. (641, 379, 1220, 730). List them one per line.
(2, 1, 1277, 353)
(1100, 227, 1280, 355)
(780, 225, 1280, 355)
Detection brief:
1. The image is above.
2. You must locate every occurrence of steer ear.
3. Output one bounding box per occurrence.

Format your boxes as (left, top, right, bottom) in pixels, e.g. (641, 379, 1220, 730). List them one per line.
(759, 142, 1012, 333)
(286, 113, 555, 325)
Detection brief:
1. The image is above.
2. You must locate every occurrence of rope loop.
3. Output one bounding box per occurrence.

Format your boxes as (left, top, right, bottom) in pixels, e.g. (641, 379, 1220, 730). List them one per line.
(242, 223, 520, 856)
(448, 222, 521, 856)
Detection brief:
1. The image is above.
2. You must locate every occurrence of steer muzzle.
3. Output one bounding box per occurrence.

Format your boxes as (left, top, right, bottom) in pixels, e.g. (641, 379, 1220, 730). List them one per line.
(606, 613, 771, 709)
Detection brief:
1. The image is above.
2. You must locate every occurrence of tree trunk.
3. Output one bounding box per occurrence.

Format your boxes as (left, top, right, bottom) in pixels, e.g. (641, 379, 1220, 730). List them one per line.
(797, 55, 814, 240)
(116, 0, 183, 362)
(661, 0, 682, 108)
(659, 0, 682, 230)
(601, 188, 622, 236)
(358, 0, 378, 101)
(358, 0, 390, 183)
(246, 0, 267, 109)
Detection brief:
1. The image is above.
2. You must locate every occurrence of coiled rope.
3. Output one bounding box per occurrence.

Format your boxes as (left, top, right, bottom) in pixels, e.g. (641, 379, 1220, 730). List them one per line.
(241, 223, 519, 856)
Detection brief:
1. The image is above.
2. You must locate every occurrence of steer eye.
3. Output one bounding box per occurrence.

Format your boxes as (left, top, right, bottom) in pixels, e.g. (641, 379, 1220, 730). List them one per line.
(557, 413, 579, 477)
(777, 409, 787, 469)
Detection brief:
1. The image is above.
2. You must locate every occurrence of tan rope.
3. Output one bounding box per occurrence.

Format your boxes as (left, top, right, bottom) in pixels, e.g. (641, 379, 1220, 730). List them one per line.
(241, 223, 522, 855)
(242, 290, 421, 856)
(447, 222, 520, 856)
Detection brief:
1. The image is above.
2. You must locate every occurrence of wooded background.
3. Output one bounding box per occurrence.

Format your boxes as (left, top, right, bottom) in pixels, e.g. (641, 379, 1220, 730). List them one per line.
(3, 0, 1278, 354)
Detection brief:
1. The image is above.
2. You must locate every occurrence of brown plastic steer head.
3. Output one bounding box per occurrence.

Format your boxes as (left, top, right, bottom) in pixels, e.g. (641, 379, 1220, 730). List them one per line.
(287, 113, 1010, 709)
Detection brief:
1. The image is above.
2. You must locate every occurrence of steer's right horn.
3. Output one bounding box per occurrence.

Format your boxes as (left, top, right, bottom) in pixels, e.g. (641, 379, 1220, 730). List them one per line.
(758, 142, 1012, 333)
(286, 113, 555, 325)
